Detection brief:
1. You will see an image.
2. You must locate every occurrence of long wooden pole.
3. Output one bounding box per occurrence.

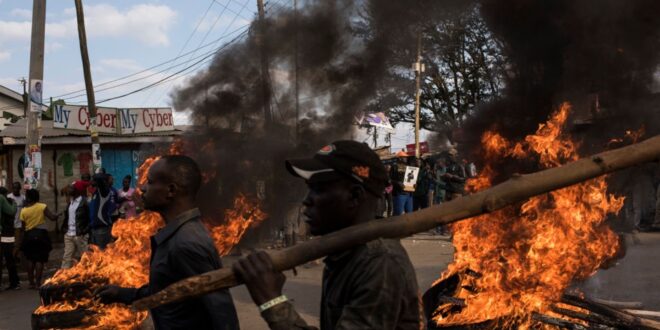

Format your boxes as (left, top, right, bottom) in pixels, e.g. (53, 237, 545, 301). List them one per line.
(74, 0, 101, 173)
(257, 0, 272, 127)
(413, 30, 422, 158)
(133, 135, 660, 310)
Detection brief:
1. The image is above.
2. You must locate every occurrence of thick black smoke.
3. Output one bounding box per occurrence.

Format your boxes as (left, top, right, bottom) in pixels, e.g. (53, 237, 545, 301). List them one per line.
(461, 0, 660, 230)
(465, 0, 660, 153)
(169, 0, 455, 237)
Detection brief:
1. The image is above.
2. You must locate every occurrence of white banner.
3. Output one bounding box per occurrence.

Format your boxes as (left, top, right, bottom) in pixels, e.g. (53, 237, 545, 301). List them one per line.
(53, 105, 118, 133)
(357, 112, 394, 130)
(119, 108, 174, 134)
(53, 106, 175, 135)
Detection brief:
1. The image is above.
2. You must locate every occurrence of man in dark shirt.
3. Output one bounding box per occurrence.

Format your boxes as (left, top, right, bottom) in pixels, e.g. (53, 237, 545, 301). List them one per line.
(96, 155, 239, 330)
(89, 172, 117, 249)
(233, 140, 420, 329)
(443, 149, 466, 200)
(0, 187, 18, 290)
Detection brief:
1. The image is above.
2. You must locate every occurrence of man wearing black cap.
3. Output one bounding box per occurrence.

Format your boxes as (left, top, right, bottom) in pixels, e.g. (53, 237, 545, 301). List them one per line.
(233, 140, 420, 329)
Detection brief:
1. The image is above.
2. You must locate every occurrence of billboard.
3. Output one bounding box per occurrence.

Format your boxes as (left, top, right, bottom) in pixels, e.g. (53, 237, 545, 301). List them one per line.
(118, 108, 174, 134)
(53, 105, 175, 135)
(53, 105, 118, 133)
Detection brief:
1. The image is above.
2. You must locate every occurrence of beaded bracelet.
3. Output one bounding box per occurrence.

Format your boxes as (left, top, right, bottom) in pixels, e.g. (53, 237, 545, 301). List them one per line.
(259, 295, 288, 312)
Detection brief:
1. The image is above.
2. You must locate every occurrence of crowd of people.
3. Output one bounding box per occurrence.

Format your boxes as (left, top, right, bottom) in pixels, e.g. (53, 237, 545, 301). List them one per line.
(0, 170, 138, 290)
(383, 149, 476, 231)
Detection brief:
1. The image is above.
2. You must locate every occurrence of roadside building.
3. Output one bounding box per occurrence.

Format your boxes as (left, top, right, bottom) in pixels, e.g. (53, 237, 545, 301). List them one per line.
(0, 85, 184, 231)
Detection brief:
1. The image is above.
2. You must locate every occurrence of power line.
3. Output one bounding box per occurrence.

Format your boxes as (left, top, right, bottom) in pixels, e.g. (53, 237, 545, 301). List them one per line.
(146, 0, 249, 106)
(62, 0, 291, 106)
(94, 29, 250, 105)
(59, 24, 250, 103)
(45, 12, 247, 101)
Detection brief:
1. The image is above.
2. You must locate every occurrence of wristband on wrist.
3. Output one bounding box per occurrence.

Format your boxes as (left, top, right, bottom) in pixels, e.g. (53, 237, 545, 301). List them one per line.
(259, 295, 288, 312)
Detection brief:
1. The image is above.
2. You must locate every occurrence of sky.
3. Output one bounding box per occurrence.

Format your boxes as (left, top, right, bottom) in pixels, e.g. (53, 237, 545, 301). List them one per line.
(0, 0, 428, 150)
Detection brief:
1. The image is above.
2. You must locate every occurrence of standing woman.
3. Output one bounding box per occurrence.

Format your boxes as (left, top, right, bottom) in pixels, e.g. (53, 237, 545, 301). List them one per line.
(19, 189, 59, 288)
(117, 175, 136, 218)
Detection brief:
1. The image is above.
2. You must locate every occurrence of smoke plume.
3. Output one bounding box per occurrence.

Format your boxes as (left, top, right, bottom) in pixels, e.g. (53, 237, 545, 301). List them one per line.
(169, 0, 453, 237)
(465, 0, 660, 153)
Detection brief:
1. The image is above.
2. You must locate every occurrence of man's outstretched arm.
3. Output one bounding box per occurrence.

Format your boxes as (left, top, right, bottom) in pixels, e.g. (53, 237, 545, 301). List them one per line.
(233, 251, 316, 330)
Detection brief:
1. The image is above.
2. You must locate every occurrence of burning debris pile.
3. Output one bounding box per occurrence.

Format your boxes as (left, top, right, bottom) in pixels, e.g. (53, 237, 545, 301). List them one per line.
(32, 143, 267, 329)
(425, 103, 628, 328)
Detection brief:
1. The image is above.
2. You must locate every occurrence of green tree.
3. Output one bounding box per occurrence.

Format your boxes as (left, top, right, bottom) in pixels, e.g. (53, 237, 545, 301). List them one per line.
(375, 4, 507, 132)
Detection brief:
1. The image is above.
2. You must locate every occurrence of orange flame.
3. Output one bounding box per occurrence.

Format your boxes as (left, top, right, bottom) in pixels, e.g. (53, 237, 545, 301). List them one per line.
(35, 142, 267, 328)
(432, 103, 624, 327)
(208, 193, 268, 255)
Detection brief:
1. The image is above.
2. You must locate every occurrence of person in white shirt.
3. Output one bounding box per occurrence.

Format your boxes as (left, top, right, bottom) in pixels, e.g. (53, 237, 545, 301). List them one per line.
(7, 182, 25, 231)
(60, 184, 90, 269)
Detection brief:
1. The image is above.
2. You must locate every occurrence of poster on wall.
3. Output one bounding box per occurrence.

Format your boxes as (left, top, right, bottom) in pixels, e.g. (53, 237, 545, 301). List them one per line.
(92, 144, 102, 170)
(32, 152, 42, 169)
(29, 79, 43, 112)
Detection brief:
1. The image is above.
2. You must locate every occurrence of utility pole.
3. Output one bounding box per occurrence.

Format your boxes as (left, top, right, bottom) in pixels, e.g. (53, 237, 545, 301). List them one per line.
(24, 0, 46, 189)
(413, 30, 424, 159)
(257, 0, 272, 127)
(294, 0, 299, 142)
(74, 0, 101, 174)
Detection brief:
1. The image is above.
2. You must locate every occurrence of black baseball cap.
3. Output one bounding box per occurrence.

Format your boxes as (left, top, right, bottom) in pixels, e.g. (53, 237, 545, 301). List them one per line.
(286, 140, 388, 196)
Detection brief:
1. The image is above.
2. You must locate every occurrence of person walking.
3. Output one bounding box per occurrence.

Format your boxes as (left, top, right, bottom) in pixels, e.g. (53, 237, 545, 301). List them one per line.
(444, 149, 466, 201)
(96, 156, 239, 329)
(117, 175, 137, 219)
(433, 157, 448, 205)
(89, 173, 117, 249)
(390, 155, 413, 215)
(413, 160, 431, 210)
(60, 184, 89, 269)
(7, 182, 25, 230)
(19, 189, 59, 288)
(0, 187, 18, 290)
(234, 141, 420, 329)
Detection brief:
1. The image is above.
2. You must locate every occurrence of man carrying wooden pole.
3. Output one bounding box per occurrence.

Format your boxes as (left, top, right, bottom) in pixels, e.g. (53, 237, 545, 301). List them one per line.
(132, 134, 660, 313)
(234, 140, 420, 329)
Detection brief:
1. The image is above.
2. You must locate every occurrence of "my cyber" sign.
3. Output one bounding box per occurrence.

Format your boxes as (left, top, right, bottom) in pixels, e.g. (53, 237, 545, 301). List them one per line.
(53, 106, 175, 135)
(119, 108, 174, 134)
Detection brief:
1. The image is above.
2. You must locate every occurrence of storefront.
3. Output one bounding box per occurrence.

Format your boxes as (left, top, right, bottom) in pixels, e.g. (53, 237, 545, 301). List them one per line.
(0, 118, 183, 230)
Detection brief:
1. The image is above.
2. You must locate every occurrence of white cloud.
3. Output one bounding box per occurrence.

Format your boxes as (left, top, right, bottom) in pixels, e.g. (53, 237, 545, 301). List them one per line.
(0, 51, 11, 62)
(84, 4, 177, 46)
(0, 3, 176, 47)
(0, 21, 32, 42)
(10, 8, 32, 19)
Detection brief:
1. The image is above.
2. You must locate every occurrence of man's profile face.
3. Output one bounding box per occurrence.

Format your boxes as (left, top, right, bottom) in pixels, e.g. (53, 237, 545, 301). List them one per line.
(302, 179, 354, 236)
(141, 160, 171, 212)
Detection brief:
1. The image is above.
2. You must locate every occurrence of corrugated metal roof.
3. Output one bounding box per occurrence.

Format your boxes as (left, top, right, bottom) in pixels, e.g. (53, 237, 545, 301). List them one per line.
(0, 118, 184, 138)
